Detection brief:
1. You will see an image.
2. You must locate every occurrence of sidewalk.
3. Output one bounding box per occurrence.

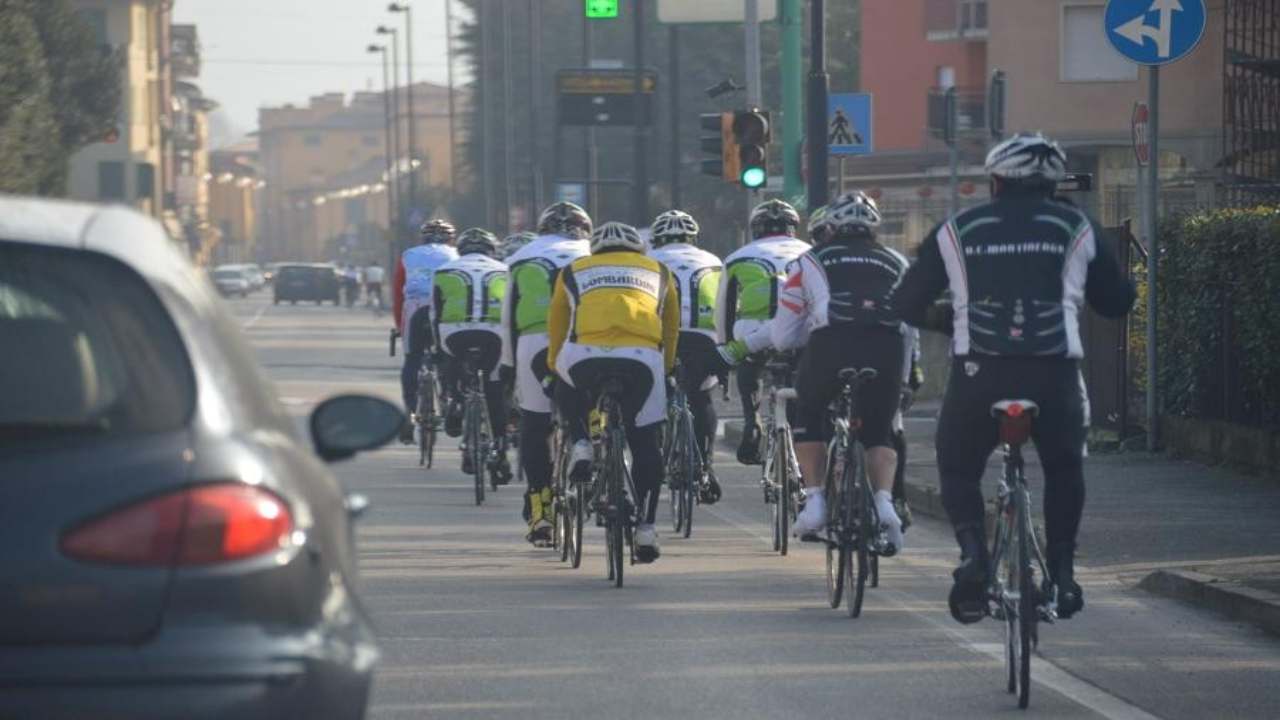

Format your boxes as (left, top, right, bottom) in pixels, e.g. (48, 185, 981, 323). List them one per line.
(722, 402, 1280, 636)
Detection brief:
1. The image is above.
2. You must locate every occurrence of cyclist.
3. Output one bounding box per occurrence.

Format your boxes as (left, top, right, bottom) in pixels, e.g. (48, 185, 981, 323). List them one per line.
(499, 231, 537, 261)
(547, 222, 680, 563)
(431, 228, 512, 482)
(500, 202, 592, 545)
(715, 191, 909, 551)
(892, 327, 924, 530)
(394, 219, 460, 443)
(648, 209, 724, 502)
(715, 199, 811, 465)
(364, 261, 386, 308)
(891, 132, 1136, 623)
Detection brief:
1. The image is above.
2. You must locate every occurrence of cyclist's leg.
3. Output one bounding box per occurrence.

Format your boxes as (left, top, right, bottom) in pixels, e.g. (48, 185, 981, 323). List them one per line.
(735, 359, 762, 463)
(677, 332, 719, 463)
(399, 303, 431, 441)
(850, 330, 907, 549)
(792, 347, 832, 535)
(937, 356, 1002, 622)
(1030, 361, 1089, 616)
(515, 336, 555, 540)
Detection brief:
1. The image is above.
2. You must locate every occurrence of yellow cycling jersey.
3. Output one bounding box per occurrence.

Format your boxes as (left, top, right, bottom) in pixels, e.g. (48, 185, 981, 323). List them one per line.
(547, 250, 680, 374)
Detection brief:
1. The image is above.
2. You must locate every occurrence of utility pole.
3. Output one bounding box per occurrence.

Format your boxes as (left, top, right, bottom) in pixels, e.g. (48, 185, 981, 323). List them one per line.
(389, 4, 418, 221)
(501, 0, 515, 232)
(744, 0, 762, 230)
(1146, 66, 1161, 452)
(369, 43, 396, 271)
(480, 0, 495, 228)
(781, 0, 803, 201)
(527, 0, 542, 219)
(669, 24, 681, 208)
(377, 25, 403, 244)
(806, 0, 830, 210)
(631, 0, 649, 225)
(583, 12, 597, 219)
(445, 0, 459, 193)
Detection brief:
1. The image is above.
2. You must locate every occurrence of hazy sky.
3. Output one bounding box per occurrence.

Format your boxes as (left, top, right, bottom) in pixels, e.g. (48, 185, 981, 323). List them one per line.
(173, 0, 460, 144)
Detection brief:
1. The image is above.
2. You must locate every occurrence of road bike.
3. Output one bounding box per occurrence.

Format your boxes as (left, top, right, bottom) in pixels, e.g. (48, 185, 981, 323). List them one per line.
(415, 359, 440, 469)
(820, 368, 890, 618)
(589, 376, 637, 588)
(552, 409, 584, 565)
(757, 355, 802, 556)
(987, 399, 1056, 709)
(663, 368, 707, 539)
(458, 349, 495, 505)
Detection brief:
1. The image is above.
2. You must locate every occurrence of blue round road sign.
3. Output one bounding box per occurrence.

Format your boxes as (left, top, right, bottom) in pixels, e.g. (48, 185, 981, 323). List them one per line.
(1105, 0, 1206, 66)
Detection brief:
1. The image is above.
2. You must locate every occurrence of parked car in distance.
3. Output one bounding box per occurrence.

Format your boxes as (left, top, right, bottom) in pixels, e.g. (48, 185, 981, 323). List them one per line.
(0, 194, 400, 720)
(211, 266, 251, 297)
(274, 263, 340, 305)
(241, 263, 266, 289)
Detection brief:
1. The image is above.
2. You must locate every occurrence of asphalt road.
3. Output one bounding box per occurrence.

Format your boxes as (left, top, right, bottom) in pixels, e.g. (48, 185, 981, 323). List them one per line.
(229, 293, 1280, 720)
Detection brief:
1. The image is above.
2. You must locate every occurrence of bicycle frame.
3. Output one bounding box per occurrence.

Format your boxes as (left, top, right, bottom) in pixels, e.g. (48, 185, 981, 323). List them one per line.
(988, 440, 1053, 620)
(594, 384, 637, 587)
(664, 376, 704, 538)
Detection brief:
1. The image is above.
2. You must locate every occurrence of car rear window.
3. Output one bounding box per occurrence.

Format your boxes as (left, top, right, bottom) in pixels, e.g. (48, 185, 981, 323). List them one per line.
(213, 269, 241, 279)
(278, 266, 309, 279)
(0, 242, 195, 446)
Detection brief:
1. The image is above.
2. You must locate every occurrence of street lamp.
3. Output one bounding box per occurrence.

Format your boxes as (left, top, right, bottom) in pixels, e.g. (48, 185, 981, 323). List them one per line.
(388, 3, 418, 222)
(368, 43, 397, 271)
(375, 25, 402, 243)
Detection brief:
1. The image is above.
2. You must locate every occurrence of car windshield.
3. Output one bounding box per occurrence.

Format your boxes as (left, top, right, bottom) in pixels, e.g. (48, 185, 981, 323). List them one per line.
(213, 269, 242, 280)
(0, 242, 195, 447)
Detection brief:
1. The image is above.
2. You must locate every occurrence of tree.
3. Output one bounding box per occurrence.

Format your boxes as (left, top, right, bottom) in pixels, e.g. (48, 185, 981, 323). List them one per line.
(0, 0, 120, 195)
(0, 2, 59, 195)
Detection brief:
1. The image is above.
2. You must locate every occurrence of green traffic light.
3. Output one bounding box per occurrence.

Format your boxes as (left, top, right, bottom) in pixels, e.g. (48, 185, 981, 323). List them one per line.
(585, 0, 618, 18)
(741, 167, 767, 189)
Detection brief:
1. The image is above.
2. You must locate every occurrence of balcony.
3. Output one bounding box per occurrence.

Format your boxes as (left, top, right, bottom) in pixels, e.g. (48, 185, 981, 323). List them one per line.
(925, 0, 988, 41)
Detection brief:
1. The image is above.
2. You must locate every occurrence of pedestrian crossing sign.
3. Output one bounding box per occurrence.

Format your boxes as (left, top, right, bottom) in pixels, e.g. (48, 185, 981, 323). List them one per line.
(827, 93, 872, 156)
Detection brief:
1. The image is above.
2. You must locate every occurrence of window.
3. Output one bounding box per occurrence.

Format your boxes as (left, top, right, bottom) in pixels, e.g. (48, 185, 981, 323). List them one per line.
(1062, 4, 1138, 82)
(304, 134, 323, 147)
(926, 0, 988, 40)
(0, 243, 195, 445)
(136, 163, 156, 199)
(98, 161, 125, 200)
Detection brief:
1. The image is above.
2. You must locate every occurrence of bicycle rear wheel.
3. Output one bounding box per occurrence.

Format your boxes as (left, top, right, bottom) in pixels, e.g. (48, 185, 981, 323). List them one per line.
(773, 433, 790, 556)
(469, 405, 485, 506)
(417, 382, 433, 468)
(824, 442, 845, 609)
(680, 427, 697, 539)
(1016, 492, 1034, 709)
(570, 486, 584, 569)
(847, 442, 870, 618)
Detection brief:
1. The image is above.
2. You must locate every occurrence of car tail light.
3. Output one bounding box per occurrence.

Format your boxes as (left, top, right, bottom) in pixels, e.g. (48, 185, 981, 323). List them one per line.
(62, 484, 293, 567)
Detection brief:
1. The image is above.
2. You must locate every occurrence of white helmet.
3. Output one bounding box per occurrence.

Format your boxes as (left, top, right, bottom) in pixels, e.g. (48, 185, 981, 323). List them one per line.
(500, 231, 536, 259)
(984, 132, 1067, 183)
(650, 210, 700, 247)
(589, 222, 645, 254)
(826, 191, 882, 237)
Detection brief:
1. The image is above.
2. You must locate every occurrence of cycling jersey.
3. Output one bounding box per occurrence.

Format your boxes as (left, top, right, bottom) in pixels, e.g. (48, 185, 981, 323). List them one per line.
(649, 242, 723, 339)
(430, 253, 508, 349)
(394, 243, 458, 333)
(499, 234, 590, 366)
(747, 237, 908, 353)
(715, 235, 811, 344)
(893, 193, 1135, 358)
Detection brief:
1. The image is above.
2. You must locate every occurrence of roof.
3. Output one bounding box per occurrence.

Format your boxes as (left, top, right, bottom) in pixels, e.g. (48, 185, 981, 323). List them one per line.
(0, 194, 196, 291)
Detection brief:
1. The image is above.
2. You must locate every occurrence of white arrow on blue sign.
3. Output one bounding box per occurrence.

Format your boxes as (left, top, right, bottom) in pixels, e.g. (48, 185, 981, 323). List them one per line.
(1104, 0, 1206, 66)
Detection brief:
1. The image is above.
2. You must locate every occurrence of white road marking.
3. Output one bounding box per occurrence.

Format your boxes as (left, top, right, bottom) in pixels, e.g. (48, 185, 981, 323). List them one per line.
(242, 303, 269, 329)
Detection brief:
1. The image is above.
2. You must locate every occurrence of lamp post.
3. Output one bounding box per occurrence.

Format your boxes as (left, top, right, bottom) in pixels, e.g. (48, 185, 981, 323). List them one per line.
(376, 25, 402, 244)
(368, 43, 397, 271)
(388, 3, 419, 220)
(445, 0, 458, 193)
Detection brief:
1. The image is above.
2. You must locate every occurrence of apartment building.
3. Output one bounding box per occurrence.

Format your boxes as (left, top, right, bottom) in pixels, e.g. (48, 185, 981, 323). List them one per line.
(257, 83, 456, 261)
(209, 139, 263, 265)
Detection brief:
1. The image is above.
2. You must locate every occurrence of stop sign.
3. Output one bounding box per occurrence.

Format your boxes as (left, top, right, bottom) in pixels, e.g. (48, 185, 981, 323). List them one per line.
(1132, 102, 1150, 167)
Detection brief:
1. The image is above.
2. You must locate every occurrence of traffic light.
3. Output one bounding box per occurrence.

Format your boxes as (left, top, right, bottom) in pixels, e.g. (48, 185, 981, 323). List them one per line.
(733, 109, 770, 189)
(699, 112, 738, 182)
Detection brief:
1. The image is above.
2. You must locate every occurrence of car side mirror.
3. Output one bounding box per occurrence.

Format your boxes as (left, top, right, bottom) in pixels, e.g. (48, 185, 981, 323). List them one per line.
(310, 394, 404, 462)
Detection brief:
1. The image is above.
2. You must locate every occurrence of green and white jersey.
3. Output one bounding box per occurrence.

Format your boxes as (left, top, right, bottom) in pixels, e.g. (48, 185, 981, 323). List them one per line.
(715, 235, 811, 343)
(499, 234, 591, 367)
(430, 253, 508, 347)
(649, 242, 723, 339)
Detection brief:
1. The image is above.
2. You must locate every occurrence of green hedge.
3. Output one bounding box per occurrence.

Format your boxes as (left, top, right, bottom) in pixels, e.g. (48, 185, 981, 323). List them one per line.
(1157, 206, 1280, 427)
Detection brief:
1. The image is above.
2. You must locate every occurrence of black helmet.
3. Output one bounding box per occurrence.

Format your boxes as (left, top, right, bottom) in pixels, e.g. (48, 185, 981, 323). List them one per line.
(536, 201, 592, 240)
(749, 199, 800, 240)
(456, 228, 499, 256)
(419, 219, 456, 244)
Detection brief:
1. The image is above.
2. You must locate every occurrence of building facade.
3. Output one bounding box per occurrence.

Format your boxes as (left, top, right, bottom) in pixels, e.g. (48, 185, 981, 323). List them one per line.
(208, 139, 263, 265)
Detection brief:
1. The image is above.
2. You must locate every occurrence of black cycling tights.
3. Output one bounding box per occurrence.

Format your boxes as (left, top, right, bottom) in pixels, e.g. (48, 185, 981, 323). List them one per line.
(685, 388, 717, 463)
(936, 357, 1087, 552)
(521, 411, 553, 493)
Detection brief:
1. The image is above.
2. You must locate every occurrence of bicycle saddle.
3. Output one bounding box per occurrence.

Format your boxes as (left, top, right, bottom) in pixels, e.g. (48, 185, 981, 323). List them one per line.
(990, 399, 1039, 418)
(837, 367, 879, 384)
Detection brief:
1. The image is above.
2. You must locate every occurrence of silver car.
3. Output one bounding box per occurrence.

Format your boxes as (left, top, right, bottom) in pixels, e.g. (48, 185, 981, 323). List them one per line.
(0, 195, 400, 720)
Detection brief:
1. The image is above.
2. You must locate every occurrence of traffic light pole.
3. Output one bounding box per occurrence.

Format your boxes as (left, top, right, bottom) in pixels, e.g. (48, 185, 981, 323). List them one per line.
(806, 0, 830, 209)
(780, 0, 803, 201)
(745, 0, 761, 234)
(632, 0, 649, 226)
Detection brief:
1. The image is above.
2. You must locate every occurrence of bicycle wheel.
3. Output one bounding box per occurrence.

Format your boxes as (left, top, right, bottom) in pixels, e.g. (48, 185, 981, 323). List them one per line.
(668, 433, 683, 534)
(1016, 491, 1034, 709)
(847, 442, 870, 618)
(1001, 499, 1019, 696)
(570, 484, 584, 569)
(680, 421, 697, 539)
(774, 433, 790, 556)
(469, 405, 485, 506)
(824, 442, 845, 609)
(416, 381, 432, 468)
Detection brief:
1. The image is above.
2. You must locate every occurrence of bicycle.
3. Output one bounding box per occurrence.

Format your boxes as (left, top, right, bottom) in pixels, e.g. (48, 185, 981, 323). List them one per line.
(390, 328, 439, 468)
(820, 368, 891, 618)
(756, 355, 802, 556)
(663, 368, 704, 539)
(588, 376, 637, 588)
(986, 399, 1056, 709)
(458, 349, 495, 505)
(551, 409, 584, 566)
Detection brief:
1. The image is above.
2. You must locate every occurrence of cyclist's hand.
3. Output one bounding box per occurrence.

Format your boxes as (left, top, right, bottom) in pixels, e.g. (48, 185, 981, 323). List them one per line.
(539, 373, 557, 399)
(716, 339, 749, 367)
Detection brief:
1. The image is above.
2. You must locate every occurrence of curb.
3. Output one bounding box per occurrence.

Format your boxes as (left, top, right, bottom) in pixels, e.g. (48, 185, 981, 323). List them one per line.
(1138, 570, 1280, 637)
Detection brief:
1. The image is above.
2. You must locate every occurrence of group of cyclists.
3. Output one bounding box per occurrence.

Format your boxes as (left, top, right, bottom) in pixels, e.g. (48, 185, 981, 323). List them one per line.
(386, 131, 1136, 625)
